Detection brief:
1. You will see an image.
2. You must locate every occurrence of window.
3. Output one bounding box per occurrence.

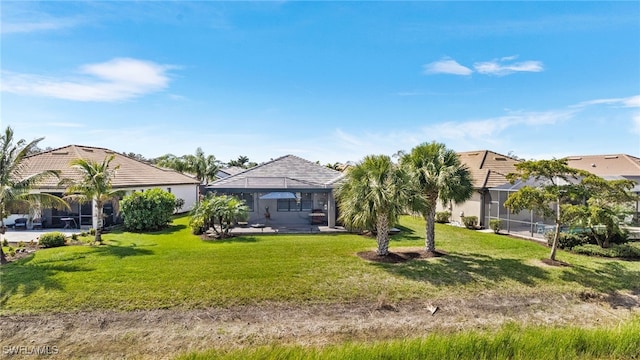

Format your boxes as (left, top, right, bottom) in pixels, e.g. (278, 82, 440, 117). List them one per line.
(277, 193, 313, 212)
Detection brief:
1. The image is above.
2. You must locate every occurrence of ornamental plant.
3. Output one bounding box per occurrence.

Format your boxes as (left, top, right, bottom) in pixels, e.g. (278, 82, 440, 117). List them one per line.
(120, 188, 176, 232)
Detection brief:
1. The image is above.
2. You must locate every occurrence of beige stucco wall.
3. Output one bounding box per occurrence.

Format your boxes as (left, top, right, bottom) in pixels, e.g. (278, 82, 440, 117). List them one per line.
(436, 192, 484, 226)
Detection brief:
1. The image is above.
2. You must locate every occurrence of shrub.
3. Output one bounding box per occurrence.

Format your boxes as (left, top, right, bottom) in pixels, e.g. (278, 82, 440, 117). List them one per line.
(39, 232, 66, 248)
(435, 211, 451, 223)
(7, 246, 15, 256)
(572, 243, 640, 259)
(2, 238, 8, 247)
(89, 228, 96, 236)
(545, 232, 589, 249)
(121, 188, 177, 232)
(461, 216, 478, 229)
(489, 219, 502, 233)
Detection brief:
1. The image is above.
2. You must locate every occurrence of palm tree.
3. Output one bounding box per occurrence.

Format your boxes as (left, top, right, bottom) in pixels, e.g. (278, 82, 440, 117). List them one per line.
(185, 147, 220, 185)
(63, 155, 124, 244)
(156, 148, 220, 185)
(401, 142, 473, 253)
(336, 155, 412, 256)
(189, 194, 248, 238)
(0, 127, 69, 263)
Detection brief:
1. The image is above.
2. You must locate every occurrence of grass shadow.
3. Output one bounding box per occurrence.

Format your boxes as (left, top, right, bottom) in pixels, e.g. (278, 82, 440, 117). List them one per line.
(0, 255, 93, 307)
(390, 225, 422, 242)
(94, 240, 155, 259)
(201, 236, 259, 244)
(374, 252, 550, 286)
(559, 261, 640, 309)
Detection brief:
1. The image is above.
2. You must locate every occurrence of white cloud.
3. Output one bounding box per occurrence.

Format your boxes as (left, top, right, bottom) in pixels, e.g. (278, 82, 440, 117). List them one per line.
(473, 57, 543, 76)
(424, 56, 543, 77)
(572, 95, 640, 109)
(1, 19, 80, 34)
(0, 58, 175, 102)
(423, 58, 473, 76)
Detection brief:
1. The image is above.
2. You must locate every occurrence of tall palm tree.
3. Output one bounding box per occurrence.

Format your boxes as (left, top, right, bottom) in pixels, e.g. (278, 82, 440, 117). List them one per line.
(0, 127, 69, 263)
(185, 147, 220, 185)
(63, 155, 124, 244)
(401, 142, 473, 253)
(336, 155, 412, 256)
(157, 148, 220, 185)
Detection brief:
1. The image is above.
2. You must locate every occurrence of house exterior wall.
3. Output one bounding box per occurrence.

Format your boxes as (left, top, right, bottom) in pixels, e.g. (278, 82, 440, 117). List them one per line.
(18, 184, 199, 230)
(436, 192, 483, 226)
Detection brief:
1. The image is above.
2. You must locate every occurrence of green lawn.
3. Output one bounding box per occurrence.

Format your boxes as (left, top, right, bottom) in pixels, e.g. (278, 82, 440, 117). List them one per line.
(1, 215, 639, 314)
(179, 319, 640, 360)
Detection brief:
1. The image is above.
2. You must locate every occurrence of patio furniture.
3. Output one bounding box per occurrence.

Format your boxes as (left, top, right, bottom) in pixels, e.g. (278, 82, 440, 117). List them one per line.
(61, 217, 77, 229)
(31, 218, 45, 229)
(14, 218, 27, 230)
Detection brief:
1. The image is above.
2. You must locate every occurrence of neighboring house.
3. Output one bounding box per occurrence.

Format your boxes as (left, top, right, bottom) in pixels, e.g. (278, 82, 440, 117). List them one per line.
(437, 150, 521, 227)
(215, 166, 245, 180)
(487, 153, 640, 237)
(206, 155, 344, 227)
(15, 145, 200, 229)
(566, 154, 640, 221)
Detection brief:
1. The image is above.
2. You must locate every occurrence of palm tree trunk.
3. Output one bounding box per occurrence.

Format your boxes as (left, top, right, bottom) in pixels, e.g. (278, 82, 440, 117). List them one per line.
(376, 212, 390, 256)
(95, 201, 103, 244)
(0, 247, 7, 264)
(425, 200, 437, 253)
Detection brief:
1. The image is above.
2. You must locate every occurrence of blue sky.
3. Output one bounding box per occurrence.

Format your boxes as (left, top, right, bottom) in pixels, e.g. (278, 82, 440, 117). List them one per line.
(2, 1, 639, 165)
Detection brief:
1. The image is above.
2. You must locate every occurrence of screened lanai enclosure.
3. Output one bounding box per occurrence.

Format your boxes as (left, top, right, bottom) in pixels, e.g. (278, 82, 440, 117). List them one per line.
(484, 181, 556, 240)
(485, 177, 640, 240)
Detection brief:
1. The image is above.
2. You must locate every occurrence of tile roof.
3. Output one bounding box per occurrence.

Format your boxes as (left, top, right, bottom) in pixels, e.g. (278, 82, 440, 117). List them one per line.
(208, 155, 344, 190)
(565, 154, 640, 177)
(20, 145, 200, 189)
(457, 150, 521, 189)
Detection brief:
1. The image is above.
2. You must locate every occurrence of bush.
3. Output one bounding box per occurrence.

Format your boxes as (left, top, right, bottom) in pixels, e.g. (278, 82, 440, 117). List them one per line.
(461, 216, 478, 229)
(121, 188, 177, 232)
(572, 243, 640, 259)
(39, 232, 66, 248)
(2, 238, 8, 247)
(489, 219, 502, 233)
(435, 211, 451, 223)
(545, 232, 589, 249)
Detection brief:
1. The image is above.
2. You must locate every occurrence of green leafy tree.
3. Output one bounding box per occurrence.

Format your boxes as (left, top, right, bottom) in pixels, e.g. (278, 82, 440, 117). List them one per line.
(563, 175, 637, 248)
(505, 159, 589, 261)
(336, 155, 413, 256)
(401, 142, 473, 253)
(63, 155, 124, 244)
(120, 188, 177, 231)
(0, 127, 69, 263)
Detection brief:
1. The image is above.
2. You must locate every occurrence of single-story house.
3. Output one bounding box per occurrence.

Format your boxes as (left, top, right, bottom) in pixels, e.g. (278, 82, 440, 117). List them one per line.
(487, 153, 640, 237)
(11, 145, 200, 229)
(436, 150, 521, 227)
(206, 155, 344, 227)
(565, 154, 640, 220)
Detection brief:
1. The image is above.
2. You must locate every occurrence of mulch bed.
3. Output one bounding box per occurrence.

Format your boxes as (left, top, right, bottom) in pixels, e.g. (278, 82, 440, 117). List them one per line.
(357, 249, 448, 263)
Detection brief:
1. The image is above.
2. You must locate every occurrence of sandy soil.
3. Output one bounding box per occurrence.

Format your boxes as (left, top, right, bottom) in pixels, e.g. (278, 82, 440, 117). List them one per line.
(2, 291, 639, 360)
